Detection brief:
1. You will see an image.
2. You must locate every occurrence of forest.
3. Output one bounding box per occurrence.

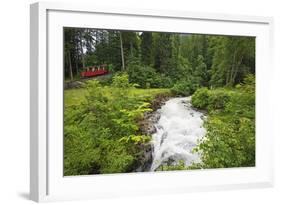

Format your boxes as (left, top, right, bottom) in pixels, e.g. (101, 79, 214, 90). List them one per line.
(64, 28, 255, 175)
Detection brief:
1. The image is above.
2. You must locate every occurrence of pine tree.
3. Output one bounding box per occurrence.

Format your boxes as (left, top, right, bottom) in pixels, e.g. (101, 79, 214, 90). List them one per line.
(140, 32, 153, 65)
(194, 55, 208, 86)
(153, 33, 173, 73)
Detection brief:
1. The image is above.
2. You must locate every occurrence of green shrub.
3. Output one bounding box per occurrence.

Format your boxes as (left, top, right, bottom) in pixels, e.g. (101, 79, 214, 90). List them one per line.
(153, 73, 173, 88)
(112, 72, 132, 88)
(64, 76, 155, 175)
(171, 79, 199, 96)
(98, 139, 135, 174)
(208, 90, 231, 110)
(119, 135, 151, 144)
(127, 64, 157, 88)
(196, 115, 255, 168)
(193, 75, 255, 169)
(127, 63, 173, 88)
(192, 88, 231, 111)
(64, 125, 101, 175)
(191, 87, 209, 109)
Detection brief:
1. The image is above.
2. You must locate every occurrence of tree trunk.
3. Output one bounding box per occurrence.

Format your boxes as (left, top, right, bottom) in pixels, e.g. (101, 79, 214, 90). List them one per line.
(79, 31, 85, 68)
(231, 55, 244, 84)
(228, 47, 237, 86)
(119, 32, 125, 71)
(68, 51, 73, 81)
(75, 57, 79, 76)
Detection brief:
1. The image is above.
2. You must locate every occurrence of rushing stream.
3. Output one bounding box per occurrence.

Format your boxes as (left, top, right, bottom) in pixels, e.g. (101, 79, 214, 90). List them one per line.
(150, 97, 206, 171)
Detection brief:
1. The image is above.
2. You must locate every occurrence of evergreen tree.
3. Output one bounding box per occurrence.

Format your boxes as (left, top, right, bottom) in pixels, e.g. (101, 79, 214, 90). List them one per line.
(153, 33, 173, 73)
(194, 55, 208, 86)
(94, 30, 109, 65)
(210, 36, 255, 87)
(121, 31, 140, 66)
(140, 32, 153, 65)
(108, 31, 123, 71)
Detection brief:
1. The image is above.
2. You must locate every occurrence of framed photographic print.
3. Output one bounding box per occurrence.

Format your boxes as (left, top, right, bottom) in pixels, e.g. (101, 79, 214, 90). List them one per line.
(30, 1, 274, 202)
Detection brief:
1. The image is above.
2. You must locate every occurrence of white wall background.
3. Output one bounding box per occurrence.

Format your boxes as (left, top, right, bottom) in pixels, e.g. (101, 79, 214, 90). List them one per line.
(0, 0, 280, 204)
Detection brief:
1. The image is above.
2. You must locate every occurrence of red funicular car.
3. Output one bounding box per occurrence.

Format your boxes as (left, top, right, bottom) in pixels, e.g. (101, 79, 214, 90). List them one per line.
(81, 64, 109, 78)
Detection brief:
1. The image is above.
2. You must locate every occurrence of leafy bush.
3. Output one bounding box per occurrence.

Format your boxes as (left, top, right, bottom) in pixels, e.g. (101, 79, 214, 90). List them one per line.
(64, 125, 101, 175)
(127, 62, 173, 88)
(192, 88, 231, 110)
(97, 139, 135, 174)
(195, 115, 255, 168)
(64, 76, 154, 175)
(119, 135, 151, 144)
(225, 91, 254, 119)
(112, 72, 132, 88)
(191, 87, 209, 109)
(243, 74, 255, 85)
(208, 90, 230, 110)
(171, 79, 199, 96)
(127, 64, 157, 88)
(193, 75, 255, 168)
(153, 73, 174, 88)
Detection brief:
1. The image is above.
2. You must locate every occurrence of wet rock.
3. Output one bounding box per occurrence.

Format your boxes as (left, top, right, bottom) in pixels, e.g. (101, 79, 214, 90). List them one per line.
(134, 143, 153, 172)
(135, 93, 172, 171)
(138, 93, 171, 136)
(150, 93, 171, 110)
(139, 112, 159, 135)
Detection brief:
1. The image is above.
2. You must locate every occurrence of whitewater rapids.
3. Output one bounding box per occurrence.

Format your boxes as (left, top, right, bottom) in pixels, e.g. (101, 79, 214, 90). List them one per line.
(150, 97, 206, 171)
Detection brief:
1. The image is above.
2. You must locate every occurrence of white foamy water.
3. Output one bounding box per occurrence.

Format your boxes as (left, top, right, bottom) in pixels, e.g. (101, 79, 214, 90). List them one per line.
(150, 97, 206, 171)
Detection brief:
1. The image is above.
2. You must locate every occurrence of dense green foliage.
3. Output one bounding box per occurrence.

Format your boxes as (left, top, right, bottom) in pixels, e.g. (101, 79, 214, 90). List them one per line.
(191, 87, 209, 109)
(126, 57, 173, 88)
(64, 29, 254, 89)
(64, 74, 170, 175)
(64, 27, 256, 174)
(192, 75, 255, 168)
(171, 79, 198, 96)
(140, 32, 153, 66)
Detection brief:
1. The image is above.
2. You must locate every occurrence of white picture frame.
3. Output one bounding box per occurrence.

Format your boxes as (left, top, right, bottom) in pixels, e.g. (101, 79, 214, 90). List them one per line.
(30, 1, 274, 202)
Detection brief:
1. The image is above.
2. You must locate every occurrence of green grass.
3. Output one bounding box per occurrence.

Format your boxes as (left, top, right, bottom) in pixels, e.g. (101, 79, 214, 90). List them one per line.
(129, 88, 170, 98)
(64, 86, 170, 107)
(64, 88, 88, 107)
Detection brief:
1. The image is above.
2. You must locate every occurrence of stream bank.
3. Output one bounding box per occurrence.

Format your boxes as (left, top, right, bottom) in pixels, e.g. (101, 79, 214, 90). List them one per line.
(136, 95, 207, 172)
(135, 93, 172, 172)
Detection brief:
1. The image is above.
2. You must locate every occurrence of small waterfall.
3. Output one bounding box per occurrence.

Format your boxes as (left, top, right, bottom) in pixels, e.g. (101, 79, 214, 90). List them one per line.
(150, 97, 206, 171)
